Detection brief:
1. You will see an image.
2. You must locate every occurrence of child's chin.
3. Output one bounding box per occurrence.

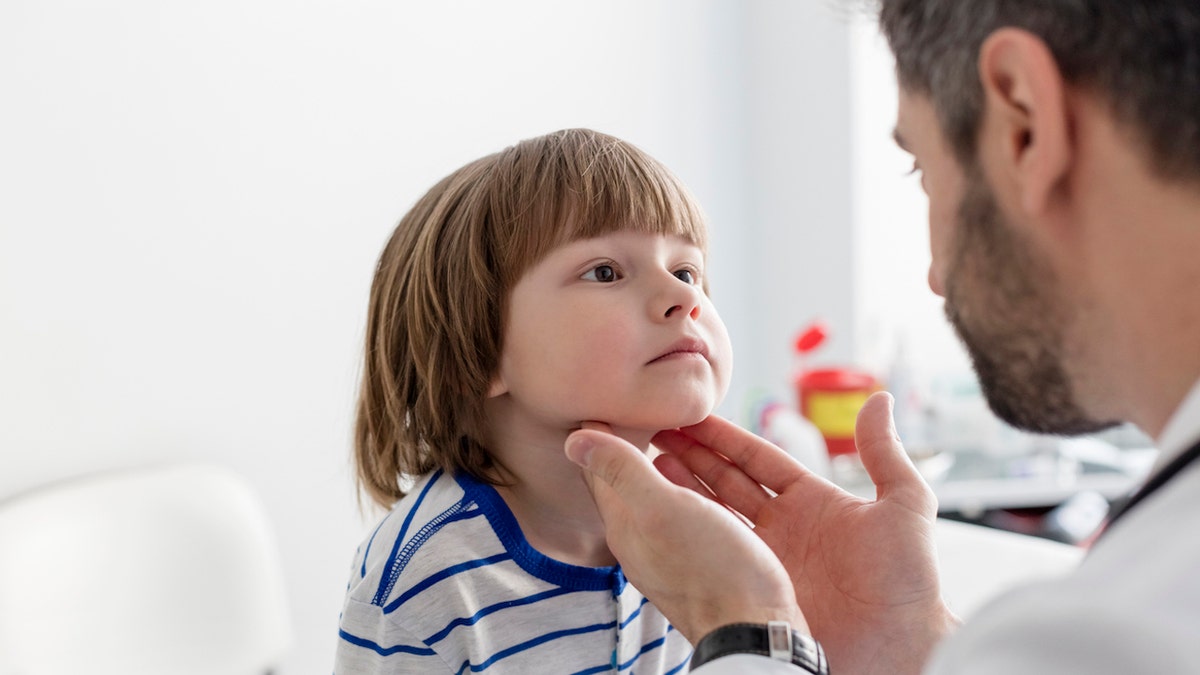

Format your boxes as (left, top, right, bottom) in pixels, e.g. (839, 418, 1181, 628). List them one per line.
(609, 394, 720, 433)
(656, 401, 716, 430)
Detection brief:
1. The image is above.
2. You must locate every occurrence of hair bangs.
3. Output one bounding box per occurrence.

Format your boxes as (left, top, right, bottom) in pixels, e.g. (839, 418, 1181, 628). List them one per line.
(494, 129, 709, 286)
(561, 142, 709, 251)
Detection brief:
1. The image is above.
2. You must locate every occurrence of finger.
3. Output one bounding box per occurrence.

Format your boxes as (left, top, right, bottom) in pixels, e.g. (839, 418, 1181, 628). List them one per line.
(566, 427, 673, 514)
(854, 392, 937, 515)
(654, 429, 773, 520)
(654, 453, 758, 529)
(652, 452, 714, 498)
(574, 422, 620, 499)
(655, 415, 809, 495)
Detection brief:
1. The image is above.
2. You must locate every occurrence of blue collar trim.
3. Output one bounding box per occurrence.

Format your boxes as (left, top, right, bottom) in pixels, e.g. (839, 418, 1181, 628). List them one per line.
(454, 472, 626, 594)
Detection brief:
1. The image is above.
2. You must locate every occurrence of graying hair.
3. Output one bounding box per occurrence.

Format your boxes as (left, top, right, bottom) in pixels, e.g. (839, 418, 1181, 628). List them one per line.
(877, 0, 1200, 180)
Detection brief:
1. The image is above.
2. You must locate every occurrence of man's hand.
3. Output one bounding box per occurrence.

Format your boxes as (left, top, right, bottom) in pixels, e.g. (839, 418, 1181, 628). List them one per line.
(651, 392, 959, 674)
(565, 421, 807, 645)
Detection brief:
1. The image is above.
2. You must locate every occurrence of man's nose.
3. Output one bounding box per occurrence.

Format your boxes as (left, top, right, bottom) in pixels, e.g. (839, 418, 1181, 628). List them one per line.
(928, 265, 945, 297)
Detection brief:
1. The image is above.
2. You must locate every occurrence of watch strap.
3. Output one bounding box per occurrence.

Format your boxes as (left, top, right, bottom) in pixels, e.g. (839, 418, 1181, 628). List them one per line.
(690, 622, 829, 673)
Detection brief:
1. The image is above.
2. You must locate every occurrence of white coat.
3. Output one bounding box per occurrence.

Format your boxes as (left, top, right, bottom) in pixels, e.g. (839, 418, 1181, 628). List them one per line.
(697, 380, 1200, 674)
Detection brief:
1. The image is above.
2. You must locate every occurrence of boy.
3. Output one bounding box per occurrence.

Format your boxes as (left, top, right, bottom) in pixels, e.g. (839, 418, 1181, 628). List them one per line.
(335, 128, 732, 674)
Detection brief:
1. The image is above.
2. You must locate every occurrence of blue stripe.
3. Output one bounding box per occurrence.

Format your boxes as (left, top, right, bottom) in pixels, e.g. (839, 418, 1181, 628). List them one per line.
(372, 469, 444, 604)
(618, 636, 665, 671)
(337, 628, 436, 657)
(664, 652, 692, 675)
(453, 621, 618, 674)
(425, 586, 578, 645)
(375, 493, 487, 608)
(617, 625, 680, 672)
(619, 597, 649, 628)
(377, 502, 484, 601)
(383, 552, 514, 614)
(611, 566, 628, 597)
(359, 508, 396, 579)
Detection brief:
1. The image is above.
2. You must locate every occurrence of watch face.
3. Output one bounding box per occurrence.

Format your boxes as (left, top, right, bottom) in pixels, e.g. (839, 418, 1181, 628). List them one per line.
(768, 620, 793, 659)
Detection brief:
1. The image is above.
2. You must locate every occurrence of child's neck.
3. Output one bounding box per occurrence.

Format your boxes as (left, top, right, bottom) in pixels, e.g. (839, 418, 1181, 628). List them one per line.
(487, 425, 654, 569)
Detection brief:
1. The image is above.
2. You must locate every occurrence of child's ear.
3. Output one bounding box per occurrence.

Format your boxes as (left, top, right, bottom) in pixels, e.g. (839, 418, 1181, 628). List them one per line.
(487, 376, 508, 398)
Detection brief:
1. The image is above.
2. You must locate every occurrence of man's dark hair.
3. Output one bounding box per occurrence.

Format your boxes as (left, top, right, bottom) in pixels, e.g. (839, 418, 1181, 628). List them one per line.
(878, 0, 1200, 180)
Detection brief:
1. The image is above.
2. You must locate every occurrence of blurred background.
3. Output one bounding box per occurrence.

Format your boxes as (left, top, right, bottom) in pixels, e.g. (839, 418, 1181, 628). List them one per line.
(0, 0, 1154, 671)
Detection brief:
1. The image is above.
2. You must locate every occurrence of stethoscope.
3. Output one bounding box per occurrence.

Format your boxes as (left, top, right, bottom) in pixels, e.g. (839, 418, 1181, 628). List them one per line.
(1099, 438, 1200, 537)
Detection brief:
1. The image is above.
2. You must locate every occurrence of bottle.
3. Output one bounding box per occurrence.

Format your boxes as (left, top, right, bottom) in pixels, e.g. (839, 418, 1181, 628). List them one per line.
(759, 401, 831, 479)
(792, 320, 880, 458)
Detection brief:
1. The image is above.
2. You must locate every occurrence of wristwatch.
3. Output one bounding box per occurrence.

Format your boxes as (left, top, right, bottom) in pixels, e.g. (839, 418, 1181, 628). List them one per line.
(690, 621, 829, 673)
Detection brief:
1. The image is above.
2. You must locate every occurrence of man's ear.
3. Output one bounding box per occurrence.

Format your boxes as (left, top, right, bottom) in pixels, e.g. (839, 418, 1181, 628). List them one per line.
(977, 28, 1071, 217)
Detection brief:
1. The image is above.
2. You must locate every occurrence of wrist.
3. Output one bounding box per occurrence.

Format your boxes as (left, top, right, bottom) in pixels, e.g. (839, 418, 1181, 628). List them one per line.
(689, 606, 807, 647)
(691, 622, 829, 674)
(881, 602, 961, 675)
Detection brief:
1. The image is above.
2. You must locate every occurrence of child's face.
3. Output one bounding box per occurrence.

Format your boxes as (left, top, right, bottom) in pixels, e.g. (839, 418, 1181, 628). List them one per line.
(490, 231, 733, 434)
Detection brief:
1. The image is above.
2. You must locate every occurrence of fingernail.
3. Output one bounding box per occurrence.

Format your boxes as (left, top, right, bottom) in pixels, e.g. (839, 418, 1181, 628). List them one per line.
(565, 434, 594, 468)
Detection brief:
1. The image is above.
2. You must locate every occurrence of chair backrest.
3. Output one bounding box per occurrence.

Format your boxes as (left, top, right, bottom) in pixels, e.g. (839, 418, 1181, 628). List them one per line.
(0, 464, 291, 675)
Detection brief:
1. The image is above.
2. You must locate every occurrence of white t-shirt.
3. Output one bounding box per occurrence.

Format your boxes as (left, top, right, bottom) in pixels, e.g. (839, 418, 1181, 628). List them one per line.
(335, 469, 693, 674)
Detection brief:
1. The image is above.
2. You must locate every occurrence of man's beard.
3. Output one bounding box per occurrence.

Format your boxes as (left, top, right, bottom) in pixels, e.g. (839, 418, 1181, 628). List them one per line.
(942, 166, 1118, 436)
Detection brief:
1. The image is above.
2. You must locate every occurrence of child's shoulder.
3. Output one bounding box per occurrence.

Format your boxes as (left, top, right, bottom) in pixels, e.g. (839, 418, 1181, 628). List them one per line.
(374, 470, 467, 538)
(344, 470, 498, 602)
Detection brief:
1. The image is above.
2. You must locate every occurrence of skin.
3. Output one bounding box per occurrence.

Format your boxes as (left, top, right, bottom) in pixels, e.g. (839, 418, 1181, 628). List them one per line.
(484, 230, 733, 567)
(569, 393, 955, 666)
(899, 88, 1118, 437)
(565, 26, 1200, 675)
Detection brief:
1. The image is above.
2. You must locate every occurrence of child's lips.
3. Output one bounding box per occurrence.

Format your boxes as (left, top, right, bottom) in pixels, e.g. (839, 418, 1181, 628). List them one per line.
(649, 337, 709, 364)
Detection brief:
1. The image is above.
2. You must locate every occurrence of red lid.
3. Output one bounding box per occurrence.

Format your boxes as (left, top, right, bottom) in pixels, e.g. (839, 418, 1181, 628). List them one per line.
(794, 321, 828, 354)
(798, 367, 877, 391)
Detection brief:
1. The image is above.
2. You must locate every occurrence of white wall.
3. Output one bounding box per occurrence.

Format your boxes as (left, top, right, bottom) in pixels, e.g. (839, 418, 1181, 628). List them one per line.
(738, 0, 857, 409)
(0, 1, 856, 671)
(849, 16, 971, 379)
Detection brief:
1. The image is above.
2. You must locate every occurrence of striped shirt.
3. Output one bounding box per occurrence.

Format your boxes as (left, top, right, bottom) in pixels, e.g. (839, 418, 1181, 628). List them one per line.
(335, 469, 693, 674)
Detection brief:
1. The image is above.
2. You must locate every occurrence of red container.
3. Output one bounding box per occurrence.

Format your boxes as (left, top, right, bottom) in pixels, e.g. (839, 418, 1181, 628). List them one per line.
(796, 367, 879, 456)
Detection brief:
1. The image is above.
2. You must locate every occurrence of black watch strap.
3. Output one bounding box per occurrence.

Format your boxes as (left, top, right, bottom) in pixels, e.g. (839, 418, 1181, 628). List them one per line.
(690, 622, 829, 673)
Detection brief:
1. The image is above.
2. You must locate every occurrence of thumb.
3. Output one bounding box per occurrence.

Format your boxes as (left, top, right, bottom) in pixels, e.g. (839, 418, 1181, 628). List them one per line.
(565, 427, 663, 509)
(855, 392, 935, 515)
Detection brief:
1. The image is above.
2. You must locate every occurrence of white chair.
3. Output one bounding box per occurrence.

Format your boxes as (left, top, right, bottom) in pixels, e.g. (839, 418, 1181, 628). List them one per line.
(0, 464, 291, 675)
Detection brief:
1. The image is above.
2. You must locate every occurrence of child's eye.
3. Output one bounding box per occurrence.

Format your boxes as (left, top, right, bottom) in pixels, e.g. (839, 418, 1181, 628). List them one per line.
(674, 267, 700, 285)
(582, 264, 620, 283)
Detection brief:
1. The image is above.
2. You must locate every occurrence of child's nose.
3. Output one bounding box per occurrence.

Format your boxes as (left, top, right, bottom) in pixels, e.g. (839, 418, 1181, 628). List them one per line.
(663, 304, 700, 319)
(660, 280, 702, 321)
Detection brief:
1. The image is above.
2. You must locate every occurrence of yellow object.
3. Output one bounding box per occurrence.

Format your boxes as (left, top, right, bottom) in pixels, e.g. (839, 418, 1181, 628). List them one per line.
(805, 391, 872, 438)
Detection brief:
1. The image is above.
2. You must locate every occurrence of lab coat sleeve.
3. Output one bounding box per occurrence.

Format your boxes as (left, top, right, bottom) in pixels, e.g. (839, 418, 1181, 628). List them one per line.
(692, 654, 807, 674)
(927, 437, 1200, 674)
(926, 576, 1194, 674)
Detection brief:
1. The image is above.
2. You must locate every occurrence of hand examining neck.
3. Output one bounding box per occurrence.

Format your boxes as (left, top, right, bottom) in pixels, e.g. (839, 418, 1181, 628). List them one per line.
(567, 394, 959, 673)
(487, 422, 656, 569)
(565, 422, 807, 644)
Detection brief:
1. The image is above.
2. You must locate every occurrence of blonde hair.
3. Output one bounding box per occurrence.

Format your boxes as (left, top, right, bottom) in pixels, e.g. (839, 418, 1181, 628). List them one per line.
(355, 128, 709, 508)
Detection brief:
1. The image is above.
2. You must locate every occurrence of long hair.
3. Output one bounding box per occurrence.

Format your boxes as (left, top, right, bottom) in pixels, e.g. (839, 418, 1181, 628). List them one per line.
(354, 128, 709, 508)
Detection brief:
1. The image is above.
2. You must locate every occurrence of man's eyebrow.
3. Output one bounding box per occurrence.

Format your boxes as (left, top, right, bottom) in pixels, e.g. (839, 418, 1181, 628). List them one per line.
(891, 127, 910, 152)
